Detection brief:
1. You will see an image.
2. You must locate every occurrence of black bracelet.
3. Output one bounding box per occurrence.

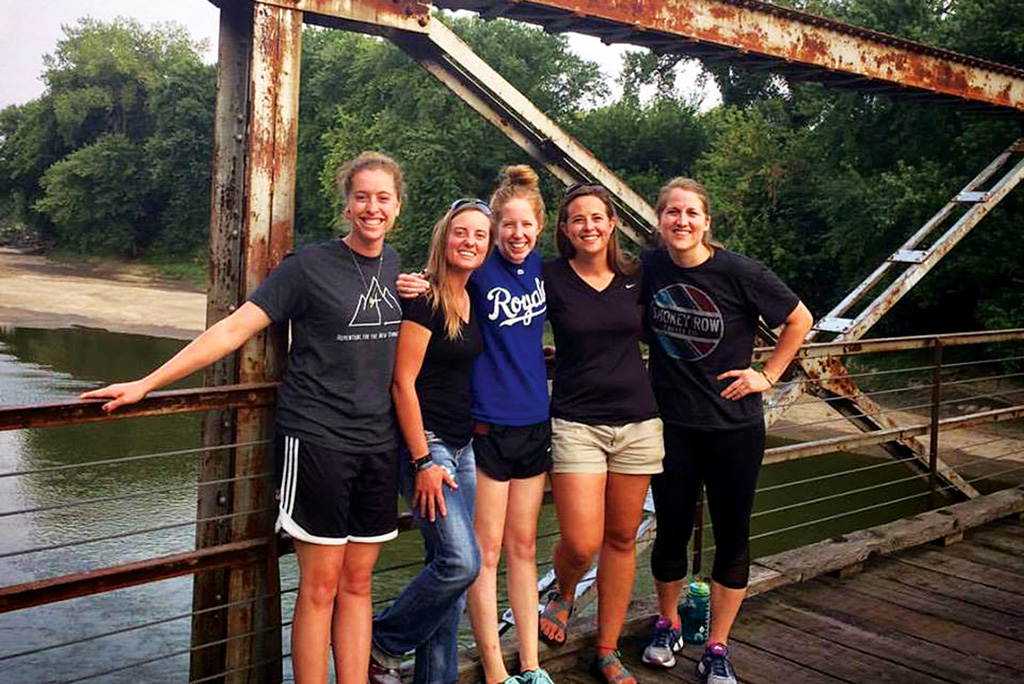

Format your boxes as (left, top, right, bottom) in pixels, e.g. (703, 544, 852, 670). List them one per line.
(412, 454, 434, 472)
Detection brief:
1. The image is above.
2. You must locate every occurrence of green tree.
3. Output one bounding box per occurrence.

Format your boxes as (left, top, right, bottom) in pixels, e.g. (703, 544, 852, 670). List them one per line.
(8, 17, 213, 256)
(35, 133, 145, 254)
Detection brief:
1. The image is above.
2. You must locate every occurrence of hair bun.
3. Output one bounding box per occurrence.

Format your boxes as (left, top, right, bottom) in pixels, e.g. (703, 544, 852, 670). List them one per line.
(503, 164, 539, 189)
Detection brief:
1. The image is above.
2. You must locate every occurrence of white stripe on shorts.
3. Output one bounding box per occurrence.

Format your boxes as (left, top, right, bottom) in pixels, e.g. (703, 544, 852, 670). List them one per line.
(283, 435, 299, 516)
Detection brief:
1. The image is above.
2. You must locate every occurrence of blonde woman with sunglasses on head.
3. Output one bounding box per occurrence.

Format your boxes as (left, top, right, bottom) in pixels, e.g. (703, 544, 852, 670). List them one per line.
(370, 198, 493, 684)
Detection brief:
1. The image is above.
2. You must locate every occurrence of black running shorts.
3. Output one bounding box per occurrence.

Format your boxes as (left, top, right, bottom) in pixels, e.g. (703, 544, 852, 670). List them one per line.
(274, 433, 398, 545)
(472, 420, 552, 482)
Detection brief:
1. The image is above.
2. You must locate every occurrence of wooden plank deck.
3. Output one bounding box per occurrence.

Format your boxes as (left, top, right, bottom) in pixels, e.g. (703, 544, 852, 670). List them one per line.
(553, 517, 1024, 684)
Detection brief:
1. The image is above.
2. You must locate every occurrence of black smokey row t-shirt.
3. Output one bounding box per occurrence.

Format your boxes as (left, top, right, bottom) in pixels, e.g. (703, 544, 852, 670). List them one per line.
(641, 248, 799, 430)
(249, 240, 401, 452)
(544, 257, 659, 425)
(401, 293, 482, 447)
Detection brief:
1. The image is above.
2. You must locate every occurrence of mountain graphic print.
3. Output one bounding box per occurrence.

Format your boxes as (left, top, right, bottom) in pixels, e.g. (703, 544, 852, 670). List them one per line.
(349, 275, 402, 327)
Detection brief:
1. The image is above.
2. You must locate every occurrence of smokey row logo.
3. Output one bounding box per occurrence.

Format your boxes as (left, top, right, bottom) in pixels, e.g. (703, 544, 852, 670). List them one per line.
(650, 283, 723, 361)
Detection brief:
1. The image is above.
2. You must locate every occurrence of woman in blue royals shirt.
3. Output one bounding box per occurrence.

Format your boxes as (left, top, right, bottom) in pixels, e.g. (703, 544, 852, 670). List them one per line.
(398, 165, 555, 684)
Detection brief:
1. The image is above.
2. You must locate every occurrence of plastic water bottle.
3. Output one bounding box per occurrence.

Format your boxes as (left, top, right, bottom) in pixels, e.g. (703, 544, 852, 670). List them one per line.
(681, 579, 710, 644)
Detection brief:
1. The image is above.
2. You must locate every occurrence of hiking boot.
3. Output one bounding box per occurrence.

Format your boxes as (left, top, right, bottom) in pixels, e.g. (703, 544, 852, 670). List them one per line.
(642, 617, 683, 668)
(696, 642, 737, 684)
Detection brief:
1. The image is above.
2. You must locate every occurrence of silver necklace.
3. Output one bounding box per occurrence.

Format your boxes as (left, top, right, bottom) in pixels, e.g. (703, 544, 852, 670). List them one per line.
(346, 240, 385, 300)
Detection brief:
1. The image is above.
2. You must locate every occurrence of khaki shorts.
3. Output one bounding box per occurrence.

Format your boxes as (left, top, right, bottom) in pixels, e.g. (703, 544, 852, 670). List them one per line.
(550, 417, 665, 475)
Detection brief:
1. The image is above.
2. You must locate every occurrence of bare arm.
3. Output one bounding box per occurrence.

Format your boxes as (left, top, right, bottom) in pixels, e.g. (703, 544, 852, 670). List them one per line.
(718, 301, 814, 401)
(79, 301, 273, 411)
(392, 319, 457, 521)
(396, 272, 430, 299)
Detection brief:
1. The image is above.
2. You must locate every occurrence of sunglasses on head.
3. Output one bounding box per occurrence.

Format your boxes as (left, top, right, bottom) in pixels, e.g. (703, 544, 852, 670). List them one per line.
(449, 198, 492, 215)
(564, 181, 606, 197)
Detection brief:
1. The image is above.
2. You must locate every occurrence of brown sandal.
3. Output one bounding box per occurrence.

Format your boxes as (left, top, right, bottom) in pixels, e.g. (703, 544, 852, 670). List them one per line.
(539, 589, 573, 646)
(591, 650, 637, 684)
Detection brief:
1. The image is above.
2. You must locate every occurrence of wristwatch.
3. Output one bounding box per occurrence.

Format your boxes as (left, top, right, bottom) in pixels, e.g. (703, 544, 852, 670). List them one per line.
(412, 454, 434, 472)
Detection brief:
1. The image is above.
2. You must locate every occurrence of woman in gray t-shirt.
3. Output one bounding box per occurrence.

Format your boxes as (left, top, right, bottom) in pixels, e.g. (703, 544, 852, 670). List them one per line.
(82, 152, 408, 684)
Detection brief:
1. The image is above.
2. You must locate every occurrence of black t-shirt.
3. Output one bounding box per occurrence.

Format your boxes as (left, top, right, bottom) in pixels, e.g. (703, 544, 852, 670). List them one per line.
(401, 293, 482, 447)
(249, 240, 402, 452)
(544, 257, 659, 425)
(641, 248, 799, 430)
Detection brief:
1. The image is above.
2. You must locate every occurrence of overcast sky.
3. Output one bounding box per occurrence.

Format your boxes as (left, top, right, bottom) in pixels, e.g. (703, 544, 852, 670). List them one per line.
(0, 0, 714, 111)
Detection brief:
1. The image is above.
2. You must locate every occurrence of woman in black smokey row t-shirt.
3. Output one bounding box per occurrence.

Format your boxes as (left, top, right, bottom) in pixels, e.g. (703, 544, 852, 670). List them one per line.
(640, 177, 813, 684)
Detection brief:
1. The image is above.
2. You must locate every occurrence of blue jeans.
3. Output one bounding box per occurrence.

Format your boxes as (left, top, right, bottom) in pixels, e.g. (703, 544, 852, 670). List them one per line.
(373, 433, 481, 684)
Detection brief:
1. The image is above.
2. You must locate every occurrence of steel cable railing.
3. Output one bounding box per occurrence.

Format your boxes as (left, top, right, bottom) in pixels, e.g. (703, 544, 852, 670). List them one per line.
(757, 429, 1018, 494)
(0, 505, 269, 561)
(0, 584, 299, 664)
(0, 471, 270, 519)
(769, 383, 1024, 434)
(0, 439, 271, 479)
(749, 446, 1024, 543)
(753, 442, 1024, 523)
(2, 331, 1022, 684)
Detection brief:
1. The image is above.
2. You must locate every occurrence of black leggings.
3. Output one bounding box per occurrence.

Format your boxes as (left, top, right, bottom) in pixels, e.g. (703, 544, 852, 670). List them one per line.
(650, 421, 764, 590)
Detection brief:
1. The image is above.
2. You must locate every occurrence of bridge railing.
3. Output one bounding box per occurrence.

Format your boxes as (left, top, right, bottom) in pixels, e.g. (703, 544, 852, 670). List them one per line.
(0, 330, 1022, 683)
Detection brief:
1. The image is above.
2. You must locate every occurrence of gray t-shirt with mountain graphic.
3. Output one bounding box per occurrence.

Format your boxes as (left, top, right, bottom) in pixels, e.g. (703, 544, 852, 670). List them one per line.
(250, 239, 401, 452)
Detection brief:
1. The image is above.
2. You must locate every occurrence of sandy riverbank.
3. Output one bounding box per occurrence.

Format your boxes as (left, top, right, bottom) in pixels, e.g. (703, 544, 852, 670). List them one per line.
(0, 249, 206, 340)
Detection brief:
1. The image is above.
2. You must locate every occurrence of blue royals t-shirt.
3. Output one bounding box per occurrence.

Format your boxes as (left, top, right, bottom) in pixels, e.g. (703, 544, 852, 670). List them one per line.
(470, 249, 550, 425)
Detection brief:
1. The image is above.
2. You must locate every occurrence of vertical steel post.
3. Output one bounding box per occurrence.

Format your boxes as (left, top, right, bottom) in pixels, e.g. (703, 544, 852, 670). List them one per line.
(192, 1, 254, 681)
(221, 2, 303, 682)
(929, 339, 943, 508)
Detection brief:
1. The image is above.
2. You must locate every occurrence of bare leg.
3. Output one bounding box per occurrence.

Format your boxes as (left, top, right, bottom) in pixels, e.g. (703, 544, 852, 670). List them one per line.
(293, 541, 347, 684)
(596, 473, 650, 654)
(654, 579, 685, 626)
(467, 471, 511, 684)
(331, 541, 381, 684)
(708, 580, 746, 645)
(503, 473, 546, 671)
(542, 472, 605, 643)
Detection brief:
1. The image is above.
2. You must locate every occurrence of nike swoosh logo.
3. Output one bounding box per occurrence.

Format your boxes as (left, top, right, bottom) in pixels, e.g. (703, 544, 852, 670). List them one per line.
(625, 283, 637, 289)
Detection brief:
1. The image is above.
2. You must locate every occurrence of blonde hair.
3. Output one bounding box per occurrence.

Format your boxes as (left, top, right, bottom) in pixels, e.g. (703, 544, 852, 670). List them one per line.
(655, 177, 722, 250)
(556, 184, 637, 276)
(335, 150, 406, 204)
(424, 204, 493, 340)
(490, 165, 545, 233)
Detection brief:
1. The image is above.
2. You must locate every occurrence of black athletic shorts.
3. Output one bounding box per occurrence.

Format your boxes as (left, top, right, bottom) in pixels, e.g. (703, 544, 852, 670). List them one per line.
(472, 420, 552, 482)
(274, 433, 398, 545)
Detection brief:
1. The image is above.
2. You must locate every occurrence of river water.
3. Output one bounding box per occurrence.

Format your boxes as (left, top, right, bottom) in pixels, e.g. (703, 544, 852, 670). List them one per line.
(0, 325, 947, 684)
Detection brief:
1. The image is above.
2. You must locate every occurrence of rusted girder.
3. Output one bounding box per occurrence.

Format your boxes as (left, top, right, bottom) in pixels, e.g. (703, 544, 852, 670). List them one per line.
(0, 384, 277, 431)
(435, 0, 1024, 114)
(751, 329, 1024, 363)
(0, 539, 271, 615)
(252, 0, 432, 32)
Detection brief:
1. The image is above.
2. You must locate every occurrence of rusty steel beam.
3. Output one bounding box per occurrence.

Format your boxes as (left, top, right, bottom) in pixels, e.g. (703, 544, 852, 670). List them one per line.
(194, 2, 256, 680)
(751, 328, 1024, 363)
(0, 539, 271, 615)
(435, 0, 1024, 113)
(389, 18, 659, 243)
(0, 384, 277, 432)
(215, 4, 303, 681)
(253, 0, 431, 32)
